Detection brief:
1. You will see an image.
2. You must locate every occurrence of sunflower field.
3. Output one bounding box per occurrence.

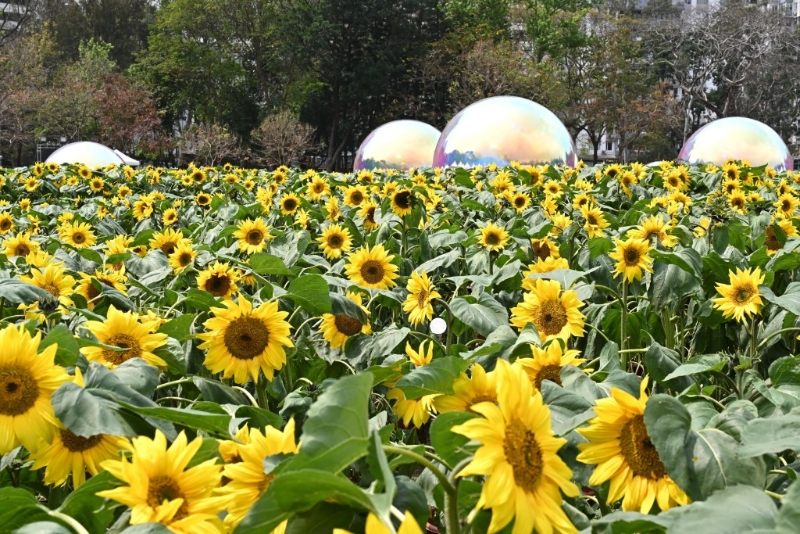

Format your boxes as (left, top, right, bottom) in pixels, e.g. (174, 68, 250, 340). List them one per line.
(1, 159, 800, 534)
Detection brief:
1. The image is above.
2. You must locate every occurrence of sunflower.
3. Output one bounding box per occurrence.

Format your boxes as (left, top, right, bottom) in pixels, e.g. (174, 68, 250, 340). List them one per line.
(81, 305, 169, 369)
(317, 223, 352, 260)
(19, 197, 31, 211)
(775, 193, 799, 219)
(325, 196, 341, 221)
(451, 360, 579, 534)
(319, 291, 371, 349)
(150, 228, 188, 257)
(98, 430, 228, 533)
(722, 161, 740, 181)
(77, 165, 92, 179)
(26, 250, 55, 269)
(479, 222, 509, 252)
(609, 238, 654, 283)
(190, 167, 207, 184)
(345, 244, 399, 290)
(627, 215, 678, 248)
(387, 341, 439, 428)
(307, 175, 330, 200)
(358, 201, 379, 231)
(391, 189, 414, 217)
(24, 176, 39, 192)
(220, 420, 299, 529)
(76, 269, 128, 309)
(728, 190, 747, 214)
(510, 279, 585, 342)
(342, 184, 368, 208)
(433, 363, 498, 414)
(0, 324, 69, 454)
(0, 212, 15, 235)
(530, 237, 560, 262)
(132, 197, 154, 220)
(234, 218, 272, 255)
(516, 341, 585, 390)
(195, 192, 212, 207)
(58, 221, 97, 249)
(577, 377, 690, 513)
(19, 263, 76, 308)
(522, 257, 570, 290)
(403, 270, 441, 327)
(279, 193, 301, 216)
(765, 219, 799, 255)
(334, 511, 423, 534)
(169, 242, 198, 273)
(198, 297, 293, 384)
(31, 381, 130, 488)
(712, 267, 765, 322)
(604, 163, 623, 179)
(162, 208, 179, 226)
(89, 176, 104, 193)
(581, 205, 610, 239)
(196, 261, 239, 299)
(2, 231, 40, 258)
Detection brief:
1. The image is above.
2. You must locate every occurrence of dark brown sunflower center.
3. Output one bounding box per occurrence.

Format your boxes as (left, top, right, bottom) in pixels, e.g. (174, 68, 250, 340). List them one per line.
(0, 219, 12, 231)
(350, 191, 364, 205)
(535, 299, 568, 336)
(360, 260, 385, 284)
(533, 364, 563, 389)
(782, 200, 792, 212)
(485, 232, 501, 246)
(735, 286, 754, 303)
(607, 169, 619, 177)
(619, 414, 666, 480)
(246, 230, 264, 245)
(394, 191, 412, 210)
(727, 169, 736, 178)
(73, 232, 86, 244)
(14, 244, 31, 257)
(42, 283, 61, 297)
(624, 248, 641, 265)
(160, 242, 177, 256)
(205, 274, 232, 296)
(60, 428, 103, 452)
(0, 364, 39, 415)
(147, 475, 189, 519)
(327, 234, 344, 248)
(731, 197, 744, 209)
(532, 243, 551, 261)
(223, 317, 270, 359)
(587, 214, 598, 225)
(312, 183, 324, 193)
(102, 334, 142, 366)
(503, 418, 543, 492)
(283, 199, 298, 212)
(725, 184, 737, 194)
(766, 226, 781, 251)
(365, 207, 376, 223)
(333, 314, 363, 336)
(178, 253, 193, 266)
(416, 289, 429, 309)
(514, 197, 526, 208)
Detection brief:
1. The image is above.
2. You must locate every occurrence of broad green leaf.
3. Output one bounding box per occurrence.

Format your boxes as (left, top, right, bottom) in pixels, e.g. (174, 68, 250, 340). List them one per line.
(770, 357, 800, 387)
(761, 286, 800, 316)
(40, 324, 81, 367)
(415, 249, 461, 274)
(739, 413, 800, 457)
(644, 394, 695, 499)
(236, 405, 284, 431)
(664, 485, 777, 532)
(283, 503, 363, 534)
(117, 403, 232, 438)
(707, 400, 759, 441)
(450, 293, 508, 337)
(192, 377, 247, 405)
(157, 314, 196, 342)
(590, 511, 670, 533)
(119, 524, 173, 533)
(663, 354, 727, 381)
(271, 469, 374, 513)
(330, 293, 368, 324)
(283, 373, 372, 472)
(643, 337, 692, 391)
(0, 487, 50, 530)
(650, 248, 702, 280)
(286, 274, 332, 315)
(0, 278, 57, 305)
(395, 357, 471, 398)
(58, 471, 119, 534)
(250, 253, 293, 276)
(345, 325, 409, 367)
(525, 266, 599, 289)
(15, 523, 73, 534)
(429, 411, 479, 467)
(776, 477, 800, 533)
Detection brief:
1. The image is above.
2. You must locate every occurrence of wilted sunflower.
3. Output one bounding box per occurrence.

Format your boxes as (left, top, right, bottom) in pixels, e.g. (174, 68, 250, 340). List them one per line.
(150, 228, 188, 256)
(169, 242, 198, 273)
(81, 305, 169, 369)
(58, 221, 97, 249)
(516, 341, 585, 389)
(402, 270, 441, 326)
(98, 430, 228, 533)
(433, 363, 498, 414)
(19, 263, 76, 308)
(199, 297, 293, 384)
(318, 291, 370, 349)
(452, 360, 579, 534)
(234, 218, 272, 255)
(391, 189, 414, 217)
(0, 324, 69, 454)
(479, 222, 509, 251)
(2, 231, 40, 258)
(279, 192, 301, 215)
(510, 279, 585, 342)
(220, 420, 299, 529)
(196, 261, 239, 299)
(712, 267, 765, 322)
(345, 243, 399, 290)
(0, 212, 15, 235)
(577, 377, 690, 513)
(317, 223, 352, 260)
(609, 238, 654, 283)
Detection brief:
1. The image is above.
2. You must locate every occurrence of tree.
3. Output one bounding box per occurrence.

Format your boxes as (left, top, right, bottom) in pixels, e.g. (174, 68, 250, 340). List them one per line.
(250, 111, 316, 168)
(178, 123, 241, 166)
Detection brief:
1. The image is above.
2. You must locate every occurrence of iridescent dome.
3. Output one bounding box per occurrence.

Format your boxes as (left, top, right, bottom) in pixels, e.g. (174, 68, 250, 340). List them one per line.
(678, 117, 793, 171)
(433, 96, 576, 168)
(353, 120, 440, 171)
(45, 141, 125, 168)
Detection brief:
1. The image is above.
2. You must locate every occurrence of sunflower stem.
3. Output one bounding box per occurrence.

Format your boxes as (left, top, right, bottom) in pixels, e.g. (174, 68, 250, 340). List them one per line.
(445, 457, 472, 534)
(382, 445, 457, 498)
(620, 279, 629, 363)
(401, 216, 408, 257)
(256, 376, 270, 409)
(155, 377, 194, 391)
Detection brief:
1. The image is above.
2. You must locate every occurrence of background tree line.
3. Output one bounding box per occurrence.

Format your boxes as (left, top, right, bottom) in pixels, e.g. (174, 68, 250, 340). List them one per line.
(1, 0, 798, 168)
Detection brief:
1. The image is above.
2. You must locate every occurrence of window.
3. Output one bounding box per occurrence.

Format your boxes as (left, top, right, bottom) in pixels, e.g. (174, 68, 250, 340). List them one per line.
(606, 140, 614, 152)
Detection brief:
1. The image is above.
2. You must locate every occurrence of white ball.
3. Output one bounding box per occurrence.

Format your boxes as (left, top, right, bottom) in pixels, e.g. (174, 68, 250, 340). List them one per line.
(430, 317, 447, 335)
